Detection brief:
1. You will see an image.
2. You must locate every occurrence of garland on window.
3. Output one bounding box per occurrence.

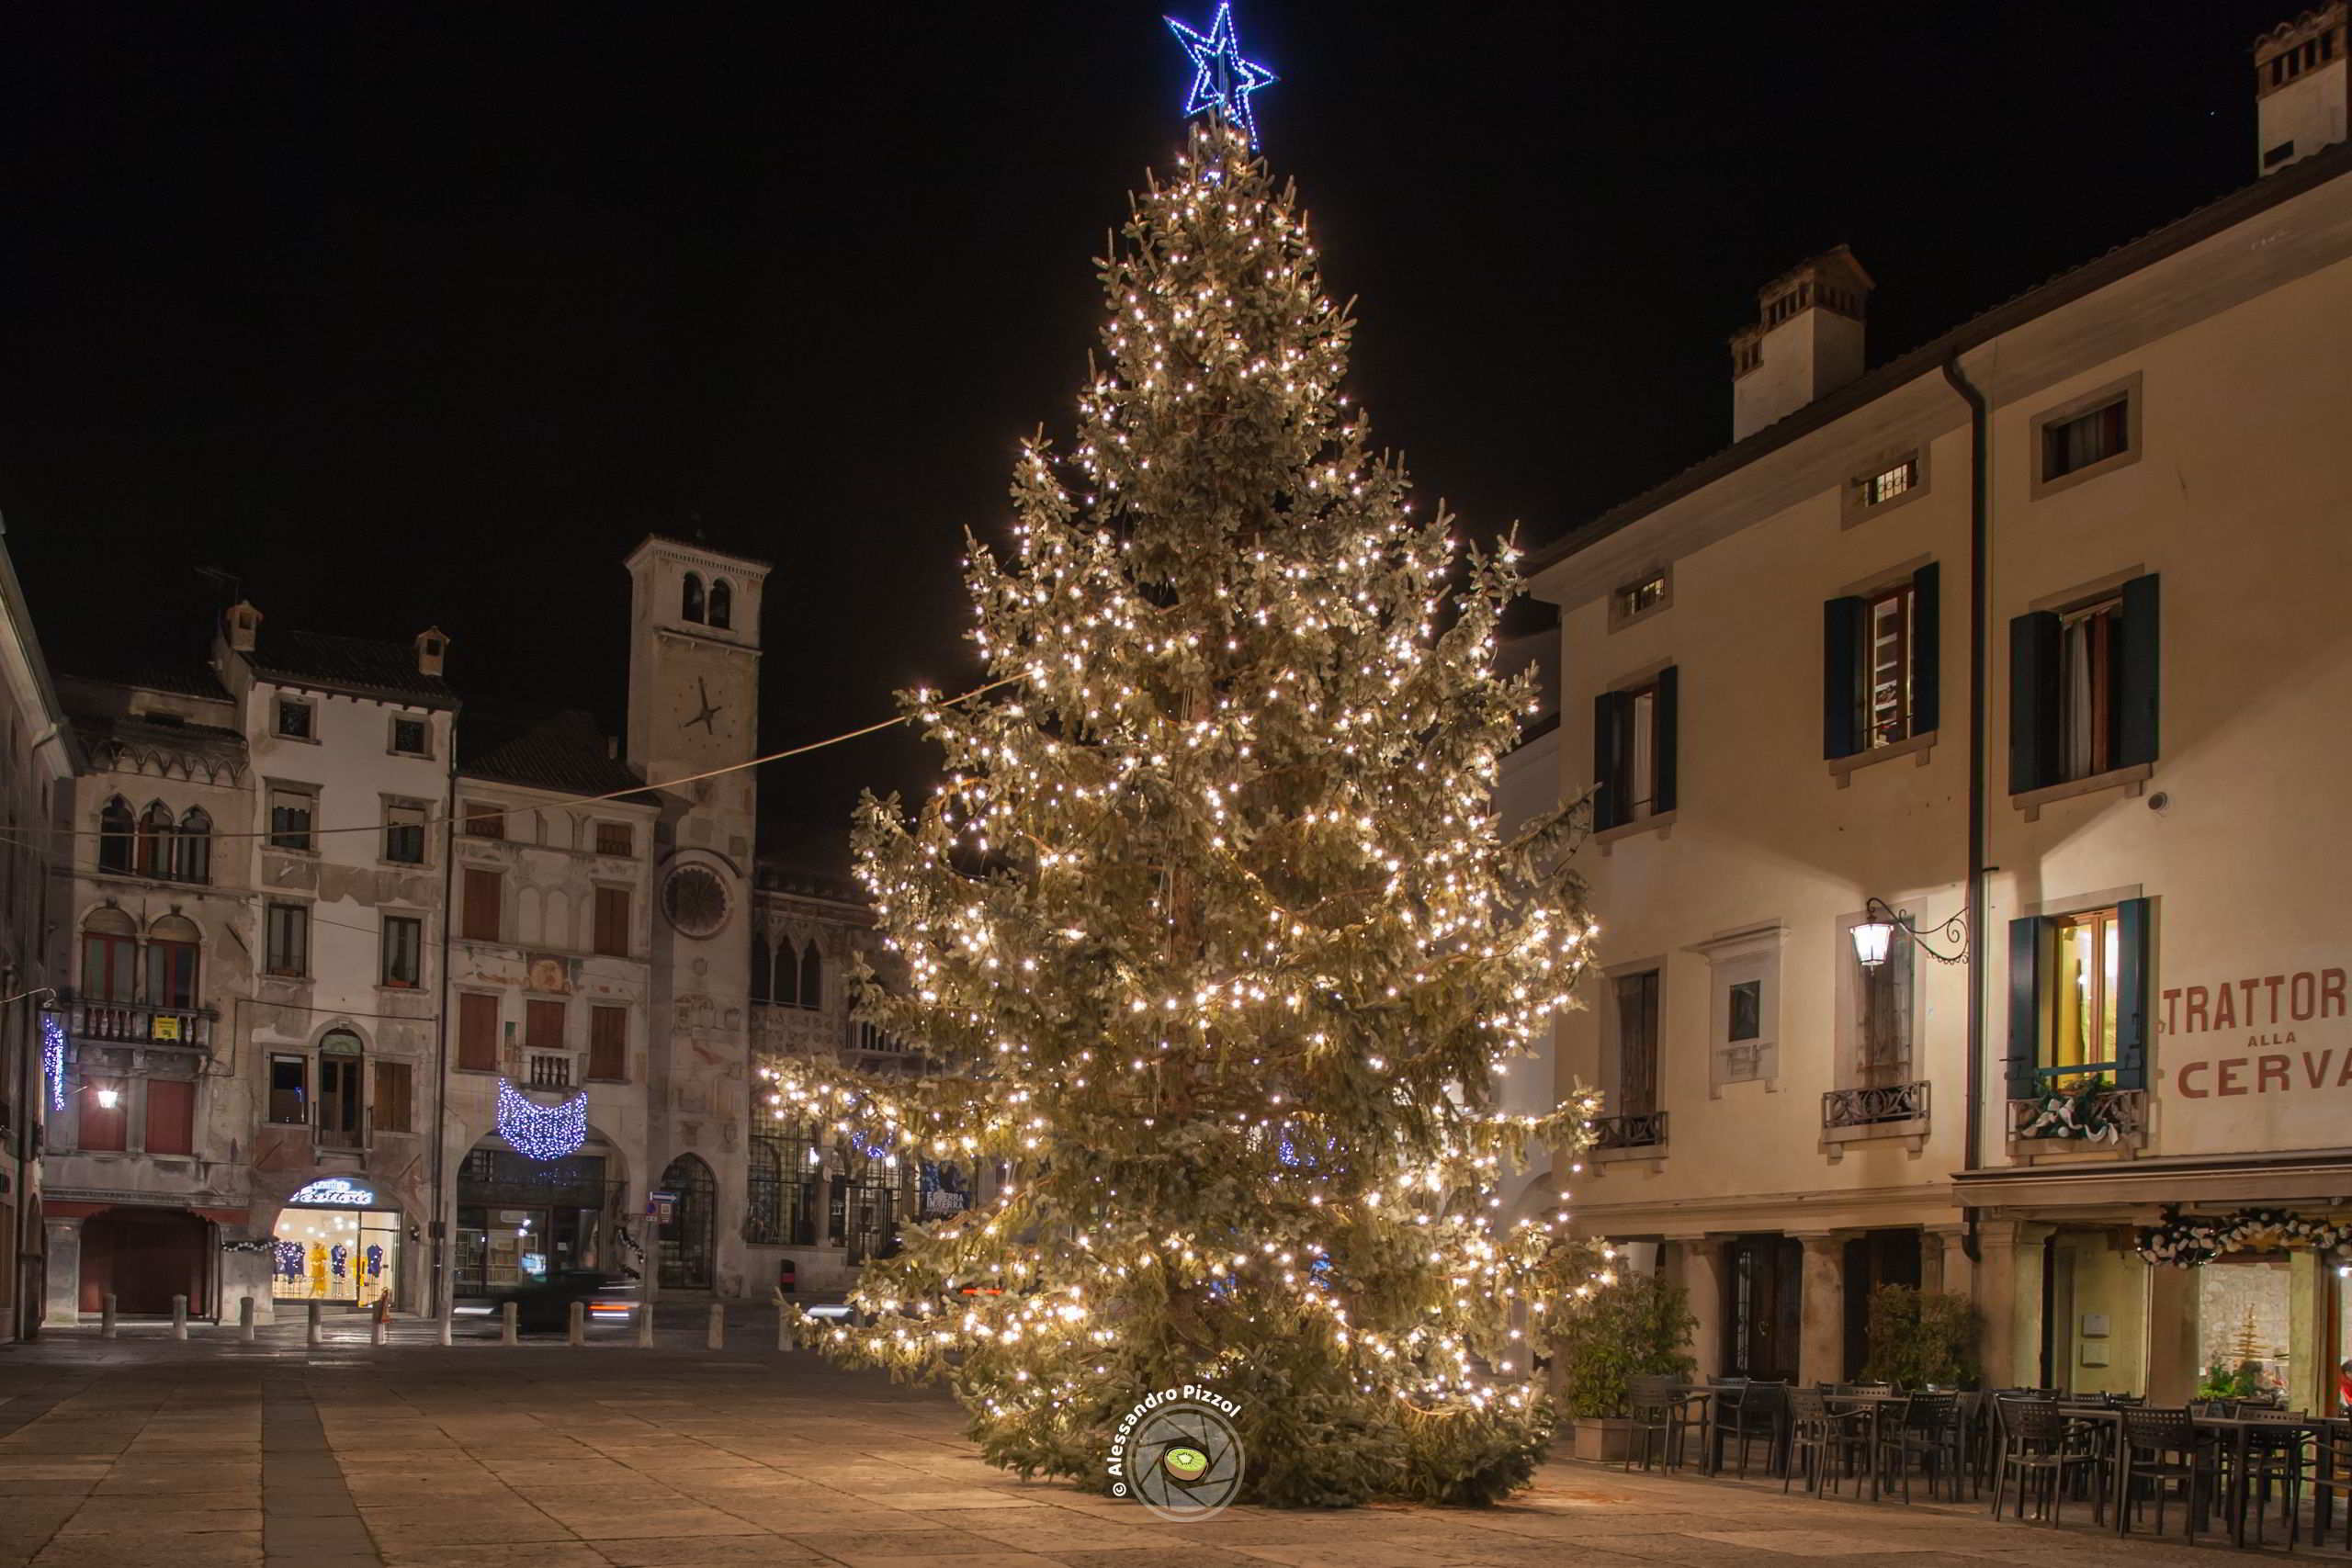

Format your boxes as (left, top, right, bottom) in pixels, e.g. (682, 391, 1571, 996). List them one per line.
(2135, 1204, 2352, 1268)
(2015, 1076, 2130, 1142)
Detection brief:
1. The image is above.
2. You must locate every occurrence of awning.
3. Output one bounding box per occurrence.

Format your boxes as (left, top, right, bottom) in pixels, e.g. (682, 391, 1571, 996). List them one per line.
(1955, 1150, 2352, 1213)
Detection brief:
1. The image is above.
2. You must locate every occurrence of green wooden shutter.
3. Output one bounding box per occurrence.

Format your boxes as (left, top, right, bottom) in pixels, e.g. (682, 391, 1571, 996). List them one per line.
(2115, 897, 2153, 1089)
(1910, 562, 1941, 737)
(2117, 573, 2161, 768)
(2007, 916, 2043, 1099)
(1823, 597, 1863, 759)
(2008, 612, 2061, 794)
(1592, 692, 1627, 832)
(1653, 665, 1679, 815)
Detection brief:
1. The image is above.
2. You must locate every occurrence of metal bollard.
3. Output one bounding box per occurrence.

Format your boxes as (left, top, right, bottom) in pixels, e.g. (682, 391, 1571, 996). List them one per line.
(100, 1292, 118, 1339)
(238, 1296, 256, 1343)
(706, 1302, 725, 1350)
(501, 1302, 518, 1346)
(169, 1294, 188, 1339)
(436, 1309, 453, 1348)
(635, 1301, 654, 1348)
(306, 1300, 322, 1348)
(371, 1314, 388, 1348)
(568, 1300, 585, 1347)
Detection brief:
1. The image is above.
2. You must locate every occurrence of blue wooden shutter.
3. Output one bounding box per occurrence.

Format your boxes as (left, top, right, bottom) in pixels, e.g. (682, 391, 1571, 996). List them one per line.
(1910, 562, 1940, 737)
(1592, 692, 1627, 832)
(2114, 897, 2153, 1089)
(2008, 612, 2061, 794)
(2117, 573, 2160, 768)
(1823, 597, 1863, 759)
(1653, 666, 1679, 815)
(2007, 916, 2043, 1099)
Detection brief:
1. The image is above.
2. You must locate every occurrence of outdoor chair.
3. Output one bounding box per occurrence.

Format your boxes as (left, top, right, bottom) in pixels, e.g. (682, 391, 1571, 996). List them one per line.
(2307, 1420, 2352, 1551)
(1786, 1388, 1871, 1497)
(1874, 1391, 1961, 1503)
(1625, 1374, 1702, 1473)
(2237, 1407, 2312, 1550)
(2115, 1405, 2212, 1541)
(1711, 1380, 1788, 1479)
(1987, 1397, 2104, 1527)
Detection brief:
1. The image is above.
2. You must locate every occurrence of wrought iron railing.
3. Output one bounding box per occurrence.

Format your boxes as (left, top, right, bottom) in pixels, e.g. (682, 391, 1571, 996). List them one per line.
(1822, 1080, 1929, 1129)
(2009, 1085, 2145, 1144)
(62, 996, 216, 1051)
(1589, 1111, 1668, 1151)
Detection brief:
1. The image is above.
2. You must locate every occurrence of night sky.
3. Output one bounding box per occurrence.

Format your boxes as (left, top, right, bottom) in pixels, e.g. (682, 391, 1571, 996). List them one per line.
(0, 1, 2294, 858)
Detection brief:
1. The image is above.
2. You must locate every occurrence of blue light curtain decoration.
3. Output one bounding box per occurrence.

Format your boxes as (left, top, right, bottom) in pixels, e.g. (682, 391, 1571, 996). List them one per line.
(41, 1010, 66, 1111)
(496, 1077, 588, 1161)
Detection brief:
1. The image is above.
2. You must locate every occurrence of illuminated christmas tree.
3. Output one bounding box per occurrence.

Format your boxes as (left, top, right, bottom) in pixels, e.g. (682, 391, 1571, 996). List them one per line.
(765, 119, 1609, 1507)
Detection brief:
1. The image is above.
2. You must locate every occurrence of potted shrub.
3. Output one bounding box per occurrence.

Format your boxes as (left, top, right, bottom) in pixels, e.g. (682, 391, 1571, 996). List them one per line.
(1550, 1275, 1697, 1461)
(1859, 1284, 1978, 1388)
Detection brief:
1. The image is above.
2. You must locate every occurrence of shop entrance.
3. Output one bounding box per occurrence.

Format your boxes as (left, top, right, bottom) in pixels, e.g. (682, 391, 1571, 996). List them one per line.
(455, 1144, 614, 1295)
(80, 1206, 209, 1314)
(271, 1178, 402, 1305)
(1724, 1234, 1804, 1382)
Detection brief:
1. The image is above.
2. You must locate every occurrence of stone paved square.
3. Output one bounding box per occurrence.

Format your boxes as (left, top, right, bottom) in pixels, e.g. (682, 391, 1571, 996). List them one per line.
(0, 1328, 2278, 1566)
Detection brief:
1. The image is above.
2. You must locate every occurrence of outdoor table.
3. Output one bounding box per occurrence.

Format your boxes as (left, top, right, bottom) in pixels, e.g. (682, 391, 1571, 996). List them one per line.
(2192, 1413, 2326, 1549)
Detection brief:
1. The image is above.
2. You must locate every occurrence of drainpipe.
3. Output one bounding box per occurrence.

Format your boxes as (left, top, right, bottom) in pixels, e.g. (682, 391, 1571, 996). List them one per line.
(1941, 352, 1990, 1266)
(427, 735, 459, 1316)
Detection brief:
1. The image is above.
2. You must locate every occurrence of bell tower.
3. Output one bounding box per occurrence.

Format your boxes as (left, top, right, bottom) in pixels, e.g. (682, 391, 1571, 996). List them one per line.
(624, 535, 769, 1297)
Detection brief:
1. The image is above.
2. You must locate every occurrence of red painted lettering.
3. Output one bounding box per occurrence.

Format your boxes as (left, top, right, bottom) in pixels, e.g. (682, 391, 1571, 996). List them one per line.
(2258, 1055, 2290, 1093)
(2163, 987, 2181, 1034)
(2213, 985, 2238, 1030)
(2265, 976, 2288, 1025)
(2293, 973, 2318, 1021)
(2179, 1061, 2211, 1098)
(2242, 979, 2264, 1025)
(2325, 968, 2347, 1019)
(2188, 987, 2211, 1032)
(2304, 1051, 2334, 1089)
(2218, 1058, 2249, 1096)
(2338, 1052, 2352, 1087)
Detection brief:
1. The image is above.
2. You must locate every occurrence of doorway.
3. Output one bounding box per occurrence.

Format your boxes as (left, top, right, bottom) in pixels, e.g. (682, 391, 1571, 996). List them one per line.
(1724, 1234, 1804, 1382)
(1842, 1229, 1924, 1381)
(656, 1155, 715, 1291)
(79, 1207, 209, 1314)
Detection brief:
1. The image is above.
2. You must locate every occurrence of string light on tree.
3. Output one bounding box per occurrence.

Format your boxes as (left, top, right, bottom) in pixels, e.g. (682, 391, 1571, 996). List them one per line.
(757, 118, 1611, 1509)
(1166, 4, 1276, 148)
(496, 1078, 587, 1161)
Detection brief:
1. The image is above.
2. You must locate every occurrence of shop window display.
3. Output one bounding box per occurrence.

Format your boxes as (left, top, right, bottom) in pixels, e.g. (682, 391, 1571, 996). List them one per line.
(271, 1203, 401, 1305)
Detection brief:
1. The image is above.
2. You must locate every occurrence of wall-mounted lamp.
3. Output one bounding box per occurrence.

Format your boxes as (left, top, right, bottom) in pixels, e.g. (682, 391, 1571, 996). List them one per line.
(93, 1085, 121, 1110)
(1852, 896, 1970, 969)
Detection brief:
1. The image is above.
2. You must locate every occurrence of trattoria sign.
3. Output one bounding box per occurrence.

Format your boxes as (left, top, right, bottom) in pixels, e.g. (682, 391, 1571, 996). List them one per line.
(2168, 966, 2348, 1099)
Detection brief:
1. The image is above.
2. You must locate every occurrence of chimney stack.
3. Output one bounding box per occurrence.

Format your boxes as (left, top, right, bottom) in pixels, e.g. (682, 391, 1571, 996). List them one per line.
(224, 601, 261, 654)
(2255, 4, 2347, 175)
(415, 626, 448, 678)
(1729, 246, 1873, 443)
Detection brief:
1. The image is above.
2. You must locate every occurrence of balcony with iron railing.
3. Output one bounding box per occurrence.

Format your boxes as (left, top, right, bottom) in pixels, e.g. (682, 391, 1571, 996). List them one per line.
(1820, 1079, 1931, 1160)
(1588, 1111, 1668, 1158)
(58, 994, 217, 1052)
(2008, 1080, 2146, 1155)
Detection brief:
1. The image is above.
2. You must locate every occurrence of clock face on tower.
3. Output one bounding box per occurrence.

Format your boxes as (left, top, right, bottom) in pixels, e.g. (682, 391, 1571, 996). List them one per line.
(661, 863, 732, 938)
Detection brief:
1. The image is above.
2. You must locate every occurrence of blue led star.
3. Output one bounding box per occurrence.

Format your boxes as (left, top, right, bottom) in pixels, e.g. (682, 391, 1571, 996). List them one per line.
(1166, 4, 1276, 148)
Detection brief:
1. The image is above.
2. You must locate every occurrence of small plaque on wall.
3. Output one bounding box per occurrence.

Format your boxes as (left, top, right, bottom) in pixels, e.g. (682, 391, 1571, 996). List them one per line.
(2081, 1313, 2111, 1339)
(2081, 1343, 2111, 1368)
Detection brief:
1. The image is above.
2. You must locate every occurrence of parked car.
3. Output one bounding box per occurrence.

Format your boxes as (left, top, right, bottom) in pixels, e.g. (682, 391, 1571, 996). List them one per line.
(490, 1269, 639, 1333)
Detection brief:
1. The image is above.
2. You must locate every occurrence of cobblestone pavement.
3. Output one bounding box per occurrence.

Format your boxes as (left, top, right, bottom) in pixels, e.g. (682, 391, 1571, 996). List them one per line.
(0, 1325, 2267, 1567)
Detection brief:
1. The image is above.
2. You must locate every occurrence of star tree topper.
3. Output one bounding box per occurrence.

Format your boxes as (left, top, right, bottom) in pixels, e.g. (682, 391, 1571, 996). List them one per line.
(1166, 4, 1276, 147)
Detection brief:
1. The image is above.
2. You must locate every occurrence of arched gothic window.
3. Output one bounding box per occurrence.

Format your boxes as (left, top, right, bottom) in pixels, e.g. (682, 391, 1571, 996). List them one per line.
(174, 807, 211, 885)
(97, 797, 135, 874)
(797, 942, 822, 1011)
(708, 579, 732, 631)
(145, 914, 202, 1010)
(136, 802, 175, 878)
(682, 571, 706, 624)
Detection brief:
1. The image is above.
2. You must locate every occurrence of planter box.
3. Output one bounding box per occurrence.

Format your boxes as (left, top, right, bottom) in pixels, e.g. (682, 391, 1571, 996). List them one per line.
(1569, 1416, 1634, 1463)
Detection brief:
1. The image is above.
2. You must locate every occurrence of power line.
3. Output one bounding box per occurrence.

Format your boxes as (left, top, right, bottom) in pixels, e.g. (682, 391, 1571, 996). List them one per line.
(0, 673, 1019, 851)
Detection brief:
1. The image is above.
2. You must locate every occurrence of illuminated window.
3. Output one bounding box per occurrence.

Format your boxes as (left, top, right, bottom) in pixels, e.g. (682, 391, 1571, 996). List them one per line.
(2046, 907, 2121, 1082)
(1858, 458, 1915, 507)
(1865, 582, 1916, 748)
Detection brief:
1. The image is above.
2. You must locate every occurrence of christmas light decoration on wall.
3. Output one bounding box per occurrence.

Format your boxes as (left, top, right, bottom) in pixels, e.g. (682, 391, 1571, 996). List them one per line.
(41, 1011, 65, 1111)
(1166, 4, 1276, 148)
(496, 1078, 587, 1161)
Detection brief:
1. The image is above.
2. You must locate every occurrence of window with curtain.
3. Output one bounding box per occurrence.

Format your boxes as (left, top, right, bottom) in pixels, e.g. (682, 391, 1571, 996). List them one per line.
(1591, 668, 1679, 831)
(268, 787, 315, 852)
(135, 802, 175, 878)
(264, 902, 310, 976)
(381, 914, 423, 987)
(2042, 399, 2130, 480)
(2008, 576, 2159, 795)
